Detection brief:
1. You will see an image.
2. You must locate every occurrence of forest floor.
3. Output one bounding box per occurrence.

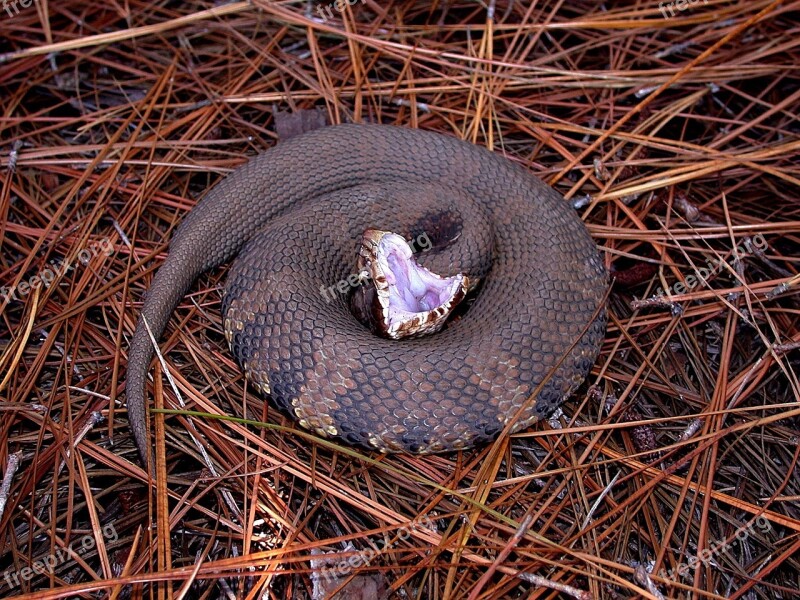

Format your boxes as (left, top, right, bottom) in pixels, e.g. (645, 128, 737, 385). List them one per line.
(0, 1, 799, 598)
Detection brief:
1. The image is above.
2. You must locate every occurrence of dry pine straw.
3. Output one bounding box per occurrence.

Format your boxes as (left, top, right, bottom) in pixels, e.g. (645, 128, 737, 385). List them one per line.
(0, 1, 799, 599)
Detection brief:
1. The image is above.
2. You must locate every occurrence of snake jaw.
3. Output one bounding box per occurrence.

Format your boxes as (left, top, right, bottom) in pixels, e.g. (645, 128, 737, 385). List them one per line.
(355, 229, 469, 340)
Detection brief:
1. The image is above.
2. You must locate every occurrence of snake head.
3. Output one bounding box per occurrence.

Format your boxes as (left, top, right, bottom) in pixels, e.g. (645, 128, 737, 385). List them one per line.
(352, 228, 469, 340)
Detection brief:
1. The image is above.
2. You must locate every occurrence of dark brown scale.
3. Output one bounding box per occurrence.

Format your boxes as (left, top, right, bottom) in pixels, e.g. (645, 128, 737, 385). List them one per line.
(126, 124, 607, 464)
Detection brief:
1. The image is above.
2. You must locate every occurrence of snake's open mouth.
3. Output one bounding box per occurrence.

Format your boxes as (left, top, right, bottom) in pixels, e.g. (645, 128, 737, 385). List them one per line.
(354, 229, 469, 339)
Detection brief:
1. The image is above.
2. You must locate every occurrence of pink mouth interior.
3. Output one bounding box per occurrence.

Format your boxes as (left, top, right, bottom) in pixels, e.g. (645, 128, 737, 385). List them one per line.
(377, 234, 465, 328)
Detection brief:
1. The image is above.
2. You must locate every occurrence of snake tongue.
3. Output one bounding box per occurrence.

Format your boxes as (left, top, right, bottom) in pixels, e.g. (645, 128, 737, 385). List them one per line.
(355, 229, 469, 340)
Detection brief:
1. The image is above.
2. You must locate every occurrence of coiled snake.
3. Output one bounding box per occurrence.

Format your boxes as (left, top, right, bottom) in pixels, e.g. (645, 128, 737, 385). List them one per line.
(126, 124, 606, 464)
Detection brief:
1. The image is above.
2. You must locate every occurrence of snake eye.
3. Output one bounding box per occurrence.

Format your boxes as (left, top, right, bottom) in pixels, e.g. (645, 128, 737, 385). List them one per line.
(354, 229, 468, 340)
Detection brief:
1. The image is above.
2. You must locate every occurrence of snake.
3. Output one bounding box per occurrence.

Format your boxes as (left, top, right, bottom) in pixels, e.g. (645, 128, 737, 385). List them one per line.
(126, 123, 607, 464)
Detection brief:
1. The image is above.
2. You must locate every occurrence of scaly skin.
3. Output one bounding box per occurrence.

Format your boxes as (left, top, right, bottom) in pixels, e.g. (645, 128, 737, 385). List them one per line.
(126, 124, 607, 466)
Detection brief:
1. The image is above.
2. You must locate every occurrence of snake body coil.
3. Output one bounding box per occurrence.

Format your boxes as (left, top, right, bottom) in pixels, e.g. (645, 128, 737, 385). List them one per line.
(127, 124, 606, 462)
